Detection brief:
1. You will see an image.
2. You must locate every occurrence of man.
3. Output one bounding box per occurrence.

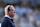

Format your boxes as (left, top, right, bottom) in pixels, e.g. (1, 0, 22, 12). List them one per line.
(1, 5, 15, 27)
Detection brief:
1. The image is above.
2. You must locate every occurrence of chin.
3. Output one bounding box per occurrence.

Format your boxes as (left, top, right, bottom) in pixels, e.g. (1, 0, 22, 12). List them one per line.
(13, 15, 15, 16)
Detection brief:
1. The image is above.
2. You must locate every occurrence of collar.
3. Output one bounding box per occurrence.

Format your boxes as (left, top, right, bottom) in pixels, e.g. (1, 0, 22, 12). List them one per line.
(4, 15, 11, 19)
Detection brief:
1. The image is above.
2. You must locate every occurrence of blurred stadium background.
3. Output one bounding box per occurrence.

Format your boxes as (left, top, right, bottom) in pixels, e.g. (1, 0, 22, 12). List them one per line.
(0, 0, 40, 27)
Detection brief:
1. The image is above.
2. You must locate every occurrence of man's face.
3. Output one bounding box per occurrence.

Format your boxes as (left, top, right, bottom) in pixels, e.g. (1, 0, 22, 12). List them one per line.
(8, 7, 15, 17)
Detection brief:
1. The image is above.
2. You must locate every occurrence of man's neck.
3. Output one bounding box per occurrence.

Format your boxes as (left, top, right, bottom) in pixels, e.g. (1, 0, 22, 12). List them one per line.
(10, 17, 13, 19)
(8, 15, 13, 19)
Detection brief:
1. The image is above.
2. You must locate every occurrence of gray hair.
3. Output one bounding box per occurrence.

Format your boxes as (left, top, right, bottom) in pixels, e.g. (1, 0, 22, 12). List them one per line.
(5, 5, 14, 15)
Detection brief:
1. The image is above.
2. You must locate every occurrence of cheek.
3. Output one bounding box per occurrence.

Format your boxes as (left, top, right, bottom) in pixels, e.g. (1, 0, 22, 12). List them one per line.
(13, 12, 15, 15)
(12, 11, 15, 15)
(10, 11, 15, 16)
(9, 11, 13, 15)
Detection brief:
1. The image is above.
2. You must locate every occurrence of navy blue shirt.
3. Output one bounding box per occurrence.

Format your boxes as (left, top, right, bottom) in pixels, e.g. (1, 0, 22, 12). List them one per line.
(1, 17, 15, 27)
